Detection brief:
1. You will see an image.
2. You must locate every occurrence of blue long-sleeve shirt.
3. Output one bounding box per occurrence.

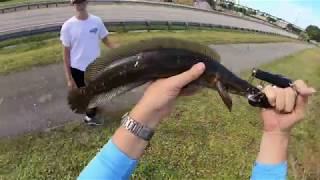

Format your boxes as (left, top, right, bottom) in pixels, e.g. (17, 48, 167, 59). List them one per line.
(78, 139, 287, 180)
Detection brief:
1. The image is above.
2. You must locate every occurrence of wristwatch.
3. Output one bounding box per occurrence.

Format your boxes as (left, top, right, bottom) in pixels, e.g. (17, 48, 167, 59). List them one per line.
(120, 112, 154, 141)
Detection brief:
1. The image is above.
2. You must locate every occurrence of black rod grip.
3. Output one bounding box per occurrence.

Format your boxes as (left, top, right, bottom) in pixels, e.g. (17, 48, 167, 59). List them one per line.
(252, 69, 293, 88)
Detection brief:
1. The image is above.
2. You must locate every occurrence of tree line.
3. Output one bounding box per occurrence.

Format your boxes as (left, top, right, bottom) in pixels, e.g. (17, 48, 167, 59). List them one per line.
(305, 25, 320, 42)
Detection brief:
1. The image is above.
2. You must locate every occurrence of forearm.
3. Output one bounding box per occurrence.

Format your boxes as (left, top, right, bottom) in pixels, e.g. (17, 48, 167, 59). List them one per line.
(102, 37, 120, 49)
(63, 49, 73, 81)
(112, 127, 149, 159)
(78, 139, 138, 180)
(112, 101, 162, 159)
(79, 104, 160, 179)
(251, 132, 289, 180)
(257, 132, 290, 164)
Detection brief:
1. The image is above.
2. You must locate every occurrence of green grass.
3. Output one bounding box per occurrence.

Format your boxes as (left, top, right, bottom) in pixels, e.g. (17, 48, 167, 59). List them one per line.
(0, 0, 63, 7)
(0, 48, 319, 179)
(0, 30, 297, 75)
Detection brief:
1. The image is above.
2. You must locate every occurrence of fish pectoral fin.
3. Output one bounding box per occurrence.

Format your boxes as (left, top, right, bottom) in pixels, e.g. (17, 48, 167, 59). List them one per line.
(181, 81, 203, 95)
(216, 81, 232, 111)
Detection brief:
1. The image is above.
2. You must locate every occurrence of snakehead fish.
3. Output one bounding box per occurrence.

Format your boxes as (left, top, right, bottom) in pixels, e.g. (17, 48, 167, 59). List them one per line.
(68, 38, 270, 114)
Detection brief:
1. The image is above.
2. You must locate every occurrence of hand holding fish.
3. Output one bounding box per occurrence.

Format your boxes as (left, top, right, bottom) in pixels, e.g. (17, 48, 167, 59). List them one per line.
(261, 80, 316, 134)
(129, 62, 205, 129)
(257, 80, 315, 165)
(67, 78, 77, 90)
(110, 63, 205, 159)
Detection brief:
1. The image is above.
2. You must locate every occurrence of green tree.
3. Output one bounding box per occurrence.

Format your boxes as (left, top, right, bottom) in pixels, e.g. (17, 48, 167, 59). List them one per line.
(287, 23, 302, 35)
(287, 23, 293, 30)
(299, 31, 310, 41)
(207, 0, 216, 9)
(227, 2, 234, 10)
(306, 25, 320, 42)
(267, 17, 277, 23)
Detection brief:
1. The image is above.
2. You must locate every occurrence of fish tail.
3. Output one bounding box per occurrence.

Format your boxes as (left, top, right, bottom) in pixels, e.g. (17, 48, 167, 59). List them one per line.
(67, 89, 91, 114)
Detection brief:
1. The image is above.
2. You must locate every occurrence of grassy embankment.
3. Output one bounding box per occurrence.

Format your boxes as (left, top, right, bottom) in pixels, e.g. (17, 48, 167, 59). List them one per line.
(0, 0, 64, 7)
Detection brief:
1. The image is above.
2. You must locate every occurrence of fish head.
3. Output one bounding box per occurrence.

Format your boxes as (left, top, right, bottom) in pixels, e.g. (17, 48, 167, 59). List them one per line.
(199, 58, 264, 111)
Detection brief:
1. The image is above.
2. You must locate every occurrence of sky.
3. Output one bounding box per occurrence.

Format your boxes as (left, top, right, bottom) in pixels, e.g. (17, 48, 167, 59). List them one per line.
(238, 0, 320, 29)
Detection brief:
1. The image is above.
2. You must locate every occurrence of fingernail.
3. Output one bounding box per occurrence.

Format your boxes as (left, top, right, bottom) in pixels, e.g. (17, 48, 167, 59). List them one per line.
(194, 63, 205, 71)
(310, 88, 316, 93)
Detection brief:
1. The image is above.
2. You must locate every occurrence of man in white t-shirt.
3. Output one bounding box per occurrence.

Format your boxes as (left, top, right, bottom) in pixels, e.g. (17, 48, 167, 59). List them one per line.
(60, 0, 119, 125)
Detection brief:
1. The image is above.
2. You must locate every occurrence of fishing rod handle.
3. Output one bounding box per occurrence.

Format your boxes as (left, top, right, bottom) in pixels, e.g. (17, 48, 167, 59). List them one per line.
(252, 69, 293, 88)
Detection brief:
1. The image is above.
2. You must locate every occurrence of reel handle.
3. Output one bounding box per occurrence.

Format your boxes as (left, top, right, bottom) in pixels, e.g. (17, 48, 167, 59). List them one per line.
(248, 92, 272, 108)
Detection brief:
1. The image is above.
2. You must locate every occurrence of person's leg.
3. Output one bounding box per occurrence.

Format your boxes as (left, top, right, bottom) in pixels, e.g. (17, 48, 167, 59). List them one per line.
(71, 68, 101, 125)
(70, 67, 86, 88)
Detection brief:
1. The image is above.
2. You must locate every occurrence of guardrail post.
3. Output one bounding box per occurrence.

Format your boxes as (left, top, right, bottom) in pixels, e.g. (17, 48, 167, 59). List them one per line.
(167, 21, 171, 30)
(145, 21, 151, 32)
(121, 22, 126, 32)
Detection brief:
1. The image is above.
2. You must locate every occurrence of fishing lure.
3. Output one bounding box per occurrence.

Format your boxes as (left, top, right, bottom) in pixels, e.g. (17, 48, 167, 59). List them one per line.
(68, 38, 273, 114)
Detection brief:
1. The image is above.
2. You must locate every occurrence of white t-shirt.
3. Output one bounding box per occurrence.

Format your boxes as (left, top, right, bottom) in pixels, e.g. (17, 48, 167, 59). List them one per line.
(60, 14, 109, 71)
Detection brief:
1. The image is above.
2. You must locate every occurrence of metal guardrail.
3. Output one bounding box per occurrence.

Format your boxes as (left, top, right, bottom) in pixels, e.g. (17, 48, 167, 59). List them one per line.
(3, 0, 228, 14)
(0, 0, 279, 28)
(0, 0, 298, 39)
(0, 0, 288, 31)
(0, 20, 282, 41)
(0, 0, 175, 13)
(0, 1, 67, 13)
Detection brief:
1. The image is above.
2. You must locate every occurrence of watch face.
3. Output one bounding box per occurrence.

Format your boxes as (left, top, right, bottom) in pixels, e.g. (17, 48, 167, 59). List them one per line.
(121, 112, 154, 141)
(140, 129, 149, 138)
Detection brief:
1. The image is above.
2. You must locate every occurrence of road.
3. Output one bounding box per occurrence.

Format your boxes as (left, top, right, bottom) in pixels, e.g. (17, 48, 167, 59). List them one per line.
(0, 3, 297, 38)
(0, 42, 314, 137)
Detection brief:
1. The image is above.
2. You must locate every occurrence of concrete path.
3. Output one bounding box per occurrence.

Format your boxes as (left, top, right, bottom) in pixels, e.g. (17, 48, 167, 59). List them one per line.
(210, 42, 314, 73)
(0, 42, 314, 137)
(0, 3, 297, 38)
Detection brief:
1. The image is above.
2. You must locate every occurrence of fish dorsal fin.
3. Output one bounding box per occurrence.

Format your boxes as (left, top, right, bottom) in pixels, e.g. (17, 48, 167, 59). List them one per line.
(216, 80, 232, 111)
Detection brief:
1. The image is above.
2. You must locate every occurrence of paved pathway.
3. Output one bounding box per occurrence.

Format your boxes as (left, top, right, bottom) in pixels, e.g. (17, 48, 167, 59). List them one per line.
(0, 3, 297, 38)
(0, 42, 314, 137)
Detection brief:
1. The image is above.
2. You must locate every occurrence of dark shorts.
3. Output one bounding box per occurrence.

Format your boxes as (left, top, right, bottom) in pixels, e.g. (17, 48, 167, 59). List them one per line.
(71, 67, 86, 88)
(71, 67, 97, 117)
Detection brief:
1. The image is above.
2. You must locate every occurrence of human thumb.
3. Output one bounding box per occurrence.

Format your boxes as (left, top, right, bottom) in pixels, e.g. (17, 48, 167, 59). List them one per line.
(168, 62, 205, 89)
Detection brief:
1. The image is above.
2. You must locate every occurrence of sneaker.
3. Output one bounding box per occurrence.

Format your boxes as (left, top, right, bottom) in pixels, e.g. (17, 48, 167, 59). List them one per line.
(84, 115, 102, 126)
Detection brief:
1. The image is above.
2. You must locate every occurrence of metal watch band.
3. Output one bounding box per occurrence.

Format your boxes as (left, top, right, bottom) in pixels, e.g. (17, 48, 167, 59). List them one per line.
(120, 112, 154, 141)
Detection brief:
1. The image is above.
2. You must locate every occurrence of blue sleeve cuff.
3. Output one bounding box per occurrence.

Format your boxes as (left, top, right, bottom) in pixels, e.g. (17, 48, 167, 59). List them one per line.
(251, 161, 287, 180)
(78, 139, 138, 180)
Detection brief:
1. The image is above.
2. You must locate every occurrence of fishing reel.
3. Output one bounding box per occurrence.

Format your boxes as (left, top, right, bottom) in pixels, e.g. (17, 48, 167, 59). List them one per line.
(246, 69, 294, 108)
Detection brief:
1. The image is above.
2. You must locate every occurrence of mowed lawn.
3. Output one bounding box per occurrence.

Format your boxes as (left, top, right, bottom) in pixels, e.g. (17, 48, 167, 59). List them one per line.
(0, 0, 64, 7)
(0, 30, 297, 75)
(0, 40, 319, 179)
